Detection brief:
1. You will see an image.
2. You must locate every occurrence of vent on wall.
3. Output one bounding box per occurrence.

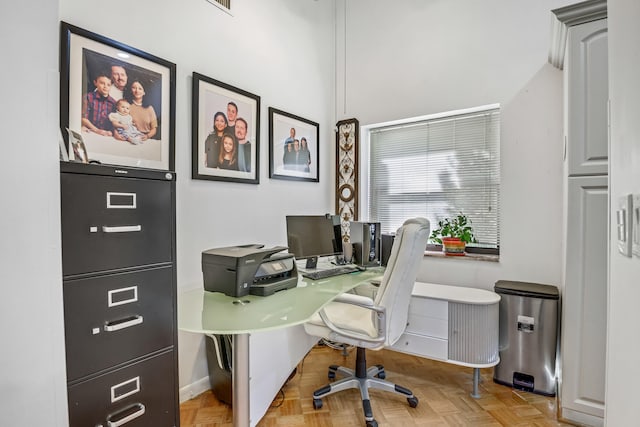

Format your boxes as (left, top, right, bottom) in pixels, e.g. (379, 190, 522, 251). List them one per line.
(206, 0, 231, 14)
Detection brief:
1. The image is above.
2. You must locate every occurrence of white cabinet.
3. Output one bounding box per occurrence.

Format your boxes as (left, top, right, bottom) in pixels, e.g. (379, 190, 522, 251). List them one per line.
(566, 18, 609, 176)
(389, 282, 500, 396)
(562, 176, 608, 423)
(551, 2, 608, 425)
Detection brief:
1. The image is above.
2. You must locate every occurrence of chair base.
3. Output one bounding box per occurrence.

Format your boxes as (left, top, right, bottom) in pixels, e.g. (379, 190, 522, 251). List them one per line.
(312, 347, 418, 426)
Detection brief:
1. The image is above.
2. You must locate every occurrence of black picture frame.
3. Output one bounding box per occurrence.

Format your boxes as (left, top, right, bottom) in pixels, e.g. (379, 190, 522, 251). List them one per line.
(192, 72, 260, 184)
(59, 22, 176, 171)
(269, 107, 319, 182)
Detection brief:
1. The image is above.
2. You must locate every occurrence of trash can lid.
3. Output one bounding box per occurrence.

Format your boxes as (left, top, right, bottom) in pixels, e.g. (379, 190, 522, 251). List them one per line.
(494, 280, 559, 299)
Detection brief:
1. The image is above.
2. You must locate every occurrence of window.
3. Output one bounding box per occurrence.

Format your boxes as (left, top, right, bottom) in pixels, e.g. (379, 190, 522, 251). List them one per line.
(363, 104, 500, 252)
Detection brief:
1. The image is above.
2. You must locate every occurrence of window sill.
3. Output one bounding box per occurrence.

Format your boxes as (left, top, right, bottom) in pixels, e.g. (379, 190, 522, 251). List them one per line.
(424, 250, 499, 263)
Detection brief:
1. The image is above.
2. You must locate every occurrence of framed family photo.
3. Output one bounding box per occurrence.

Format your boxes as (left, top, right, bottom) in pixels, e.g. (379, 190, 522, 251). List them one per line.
(269, 107, 319, 182)
(192, 72, 260, 184)
(60, 22, 176, 171)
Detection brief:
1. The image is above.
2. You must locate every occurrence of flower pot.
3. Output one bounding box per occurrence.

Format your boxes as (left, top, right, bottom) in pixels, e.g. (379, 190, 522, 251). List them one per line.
(442, 237, 466, 256)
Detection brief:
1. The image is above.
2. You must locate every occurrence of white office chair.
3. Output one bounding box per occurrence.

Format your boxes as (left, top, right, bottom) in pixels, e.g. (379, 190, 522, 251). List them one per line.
(304, 217, 430, 427)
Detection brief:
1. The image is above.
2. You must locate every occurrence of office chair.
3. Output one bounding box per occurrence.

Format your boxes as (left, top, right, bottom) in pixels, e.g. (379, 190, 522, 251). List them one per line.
(304, 217, 430, 427)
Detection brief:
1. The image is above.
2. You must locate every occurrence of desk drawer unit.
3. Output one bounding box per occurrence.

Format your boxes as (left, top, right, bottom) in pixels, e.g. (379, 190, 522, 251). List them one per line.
(64, 266, 175, 381)
(392, 298, 449, 360)
(68, 350, 176, 427)
(61, 172, 173, 276)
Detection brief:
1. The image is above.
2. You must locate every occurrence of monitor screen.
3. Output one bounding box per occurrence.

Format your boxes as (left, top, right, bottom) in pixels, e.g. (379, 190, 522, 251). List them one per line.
(286, 215, 343, 260)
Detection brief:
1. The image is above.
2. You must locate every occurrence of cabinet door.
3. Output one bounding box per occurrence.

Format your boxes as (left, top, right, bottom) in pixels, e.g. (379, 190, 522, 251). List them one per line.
(562, 176, 607, 419)
(566, 19, 608, 176)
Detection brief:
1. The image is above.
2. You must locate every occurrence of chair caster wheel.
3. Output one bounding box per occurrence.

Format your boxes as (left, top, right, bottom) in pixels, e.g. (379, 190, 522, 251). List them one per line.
(313, 398, 323, 410)
(407, 396, 419, 408)
(366, 420, 378, 427)
(377, 369, 386, 379)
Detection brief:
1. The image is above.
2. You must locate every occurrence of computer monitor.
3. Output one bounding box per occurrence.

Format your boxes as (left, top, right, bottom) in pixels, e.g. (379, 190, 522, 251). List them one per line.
(285, 215, 343, 264)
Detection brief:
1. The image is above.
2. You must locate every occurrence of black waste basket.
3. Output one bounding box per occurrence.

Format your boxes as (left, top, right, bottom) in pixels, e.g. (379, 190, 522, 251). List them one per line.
(493, 280, 559, 396)
(205, 334, 233, 405)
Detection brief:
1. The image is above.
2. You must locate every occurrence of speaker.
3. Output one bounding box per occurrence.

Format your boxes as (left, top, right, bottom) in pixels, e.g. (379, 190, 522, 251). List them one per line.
(380, 233, 395, 266)
(350, 221, 381, 267)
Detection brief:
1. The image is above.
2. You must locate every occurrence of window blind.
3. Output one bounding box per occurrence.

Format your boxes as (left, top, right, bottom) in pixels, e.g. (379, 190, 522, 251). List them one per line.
(368, 107, 500, 248)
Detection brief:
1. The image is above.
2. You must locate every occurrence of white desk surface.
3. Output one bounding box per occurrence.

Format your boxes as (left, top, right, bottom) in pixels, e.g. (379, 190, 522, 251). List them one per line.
(178, 267, 385, 335)
(412, 282, 500, 305)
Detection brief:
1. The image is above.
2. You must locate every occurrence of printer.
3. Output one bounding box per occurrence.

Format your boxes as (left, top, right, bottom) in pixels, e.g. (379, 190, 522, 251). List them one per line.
(202, 244, 298, 297)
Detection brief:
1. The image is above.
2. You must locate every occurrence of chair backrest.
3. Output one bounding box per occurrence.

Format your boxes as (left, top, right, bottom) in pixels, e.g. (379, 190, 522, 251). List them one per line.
(374, 217, 430, 346)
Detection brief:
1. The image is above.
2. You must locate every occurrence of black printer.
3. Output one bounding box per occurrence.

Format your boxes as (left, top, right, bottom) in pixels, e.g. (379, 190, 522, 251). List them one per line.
(202, 244, 298, 297)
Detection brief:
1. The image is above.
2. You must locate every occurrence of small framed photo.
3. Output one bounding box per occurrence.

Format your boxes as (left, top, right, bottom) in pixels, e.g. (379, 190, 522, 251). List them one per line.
(269, 107, 319, 182)
(192, 72, 260, 184)
(60, 22, 176, 171)
(67, 128, 89, 164)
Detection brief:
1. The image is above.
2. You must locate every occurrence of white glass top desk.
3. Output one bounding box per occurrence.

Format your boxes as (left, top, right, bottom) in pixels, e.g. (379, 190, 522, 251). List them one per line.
(179, 267, 384, 427)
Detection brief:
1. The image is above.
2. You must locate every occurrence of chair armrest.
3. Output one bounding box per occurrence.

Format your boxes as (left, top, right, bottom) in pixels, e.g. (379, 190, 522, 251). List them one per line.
(332, 292, 375, 307)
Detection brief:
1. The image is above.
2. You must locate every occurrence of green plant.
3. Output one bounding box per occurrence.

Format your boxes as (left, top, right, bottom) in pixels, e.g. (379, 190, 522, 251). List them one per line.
(429, 212, 477, 244)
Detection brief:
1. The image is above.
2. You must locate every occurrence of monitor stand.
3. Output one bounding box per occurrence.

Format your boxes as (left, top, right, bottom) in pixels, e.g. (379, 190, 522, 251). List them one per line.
(305, 256, 318, 269)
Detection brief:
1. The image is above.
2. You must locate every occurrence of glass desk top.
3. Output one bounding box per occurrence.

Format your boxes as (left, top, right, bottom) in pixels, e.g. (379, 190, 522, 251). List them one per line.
(178, 268, 385, 335)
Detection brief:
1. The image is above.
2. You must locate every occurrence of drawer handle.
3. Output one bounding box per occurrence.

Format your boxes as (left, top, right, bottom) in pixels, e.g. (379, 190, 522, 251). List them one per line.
(107, 403, 145, 427)
(102, 225, 142, 233)
(104, 315, 143, 332)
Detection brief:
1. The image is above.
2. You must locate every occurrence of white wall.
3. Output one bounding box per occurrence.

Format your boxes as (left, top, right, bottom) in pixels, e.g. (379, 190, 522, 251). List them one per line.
(0, 1, 68, 426)
(59, 0, 336, 397)
(605, 1, 640, 424)
(335, 0, 575, 290)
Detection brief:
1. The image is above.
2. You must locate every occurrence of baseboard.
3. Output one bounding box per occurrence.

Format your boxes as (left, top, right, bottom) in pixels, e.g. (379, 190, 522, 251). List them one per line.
(559, 407, 604, 427)
(179, 375, 211, 403)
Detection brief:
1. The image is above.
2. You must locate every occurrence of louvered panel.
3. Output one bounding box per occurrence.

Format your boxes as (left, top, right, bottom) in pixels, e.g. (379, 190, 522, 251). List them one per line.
(448, 302, 499, 365)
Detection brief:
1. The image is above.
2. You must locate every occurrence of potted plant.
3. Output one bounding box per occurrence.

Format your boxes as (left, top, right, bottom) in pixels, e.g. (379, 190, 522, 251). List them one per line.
(429, 213, 477, 256)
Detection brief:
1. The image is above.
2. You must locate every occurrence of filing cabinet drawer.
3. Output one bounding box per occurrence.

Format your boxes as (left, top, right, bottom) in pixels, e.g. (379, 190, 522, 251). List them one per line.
(68, 350, 176, 427)
(64, 266, 174, 381)
(390, 332, 448, 361)
(61, 172, 173, 276)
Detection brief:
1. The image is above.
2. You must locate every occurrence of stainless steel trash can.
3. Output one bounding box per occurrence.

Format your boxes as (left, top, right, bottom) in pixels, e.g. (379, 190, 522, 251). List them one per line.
(493, 280, 559, 396)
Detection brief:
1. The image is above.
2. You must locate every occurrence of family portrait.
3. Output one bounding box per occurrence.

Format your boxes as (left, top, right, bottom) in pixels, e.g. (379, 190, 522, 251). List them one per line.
(269, 107, 319, 182)
(61, 22, 175, 170)
(192, 72, 260, 184)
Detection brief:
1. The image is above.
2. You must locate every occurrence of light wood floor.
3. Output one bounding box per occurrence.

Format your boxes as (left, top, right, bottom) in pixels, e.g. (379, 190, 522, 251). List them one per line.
(180, 344, 574, 426)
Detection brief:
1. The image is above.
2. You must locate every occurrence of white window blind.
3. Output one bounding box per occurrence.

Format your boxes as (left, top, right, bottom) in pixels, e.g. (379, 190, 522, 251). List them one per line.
(368, 106, 500, 249)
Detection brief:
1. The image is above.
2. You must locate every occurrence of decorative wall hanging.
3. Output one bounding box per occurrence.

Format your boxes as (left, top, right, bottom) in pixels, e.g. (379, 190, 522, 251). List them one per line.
(335, 118, 359, 243)
(269, 107, 319, 182)
(60, 22, 176, 171)
(192, 72, 260, 184)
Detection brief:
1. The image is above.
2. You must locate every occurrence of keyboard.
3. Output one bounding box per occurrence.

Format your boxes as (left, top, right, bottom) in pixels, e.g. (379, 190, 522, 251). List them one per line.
(301, 265, 361, 280)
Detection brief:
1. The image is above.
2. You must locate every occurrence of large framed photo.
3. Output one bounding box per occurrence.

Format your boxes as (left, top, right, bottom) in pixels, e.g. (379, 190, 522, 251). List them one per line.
(60, 22, 176, 171)
(192, 72, 260, 184)
(269, 108, 319, 182)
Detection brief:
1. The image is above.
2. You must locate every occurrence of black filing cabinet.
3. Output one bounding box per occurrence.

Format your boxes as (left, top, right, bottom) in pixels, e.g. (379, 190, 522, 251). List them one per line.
(60, 162, 179, 426)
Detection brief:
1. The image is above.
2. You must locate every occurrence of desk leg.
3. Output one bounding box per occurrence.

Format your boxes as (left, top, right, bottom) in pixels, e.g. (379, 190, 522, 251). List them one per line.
(233, 333, 250, 427)
(471, 367, 481, 398)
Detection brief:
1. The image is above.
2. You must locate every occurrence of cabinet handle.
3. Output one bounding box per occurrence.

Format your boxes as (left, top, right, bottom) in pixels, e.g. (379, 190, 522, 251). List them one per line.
(104, 315, 143, 332)
(106, 403, 145, 427)
(102, 225, 142, 233)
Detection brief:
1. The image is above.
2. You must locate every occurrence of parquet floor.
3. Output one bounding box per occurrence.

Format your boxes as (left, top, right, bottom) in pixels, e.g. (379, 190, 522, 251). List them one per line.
(180, 344, 574, 426)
